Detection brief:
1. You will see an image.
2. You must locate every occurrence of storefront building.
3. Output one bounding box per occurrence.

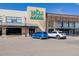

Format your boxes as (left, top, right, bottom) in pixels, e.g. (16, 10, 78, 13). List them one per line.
(0, 9, 26, 37)
(46, 13, 79, 35)
(0, 6, 46, 37)
(0, 6, 79, 37)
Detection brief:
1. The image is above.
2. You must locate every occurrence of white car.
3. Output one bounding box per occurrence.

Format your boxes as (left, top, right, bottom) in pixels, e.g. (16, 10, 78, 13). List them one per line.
(48, 31, 66, 39)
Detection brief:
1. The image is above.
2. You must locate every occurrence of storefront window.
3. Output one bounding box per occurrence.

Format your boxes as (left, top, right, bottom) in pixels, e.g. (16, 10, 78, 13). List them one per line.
(17, 17, 22, 23)
(57, 21, 62, 28)
(6, 19, 12, 23)
(6, 16, 22, 24)
(57, 20, 63, 28)
(69, 22, 75, 29)
(75, 22, 79, 28)
(0, 16, 3, 23)
(57, 21, 69, 29)
(63, 22, 68, 28)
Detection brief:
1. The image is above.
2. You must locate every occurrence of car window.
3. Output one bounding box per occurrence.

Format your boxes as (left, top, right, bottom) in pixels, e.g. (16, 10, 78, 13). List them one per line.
(34, 32, 38, 34)
(35, 32, 47, 34)
(48, 32, 52, 33)
(48, 30, 53, 33)
(52, 32, 57, 33)
(36, 32, 41, 34)
(35, 32, 42, 34)
(43, 32, 47, 34)
(59, 32, 65, 34)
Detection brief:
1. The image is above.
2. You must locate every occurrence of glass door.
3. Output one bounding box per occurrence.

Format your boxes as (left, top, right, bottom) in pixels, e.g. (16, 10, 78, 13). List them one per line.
(29, 28, 35, 36)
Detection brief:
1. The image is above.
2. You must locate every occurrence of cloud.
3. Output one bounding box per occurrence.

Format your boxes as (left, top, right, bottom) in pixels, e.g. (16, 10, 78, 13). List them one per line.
(52, 8, 67, 14)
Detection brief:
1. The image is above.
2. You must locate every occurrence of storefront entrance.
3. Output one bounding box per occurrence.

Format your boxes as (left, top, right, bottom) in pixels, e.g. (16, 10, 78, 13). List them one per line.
(0, 28, 2, 35)
(6, 28, 22, 35)
(29, 28, 35, 36)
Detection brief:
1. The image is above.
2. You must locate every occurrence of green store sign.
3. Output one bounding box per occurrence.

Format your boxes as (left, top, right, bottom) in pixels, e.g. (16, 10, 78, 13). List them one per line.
(30, 9, 44, 20)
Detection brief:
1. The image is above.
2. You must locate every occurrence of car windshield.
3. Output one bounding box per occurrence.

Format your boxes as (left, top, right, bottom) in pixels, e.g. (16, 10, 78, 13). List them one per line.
(35, 32, 47, 34)
(48, 31, 56, 33)
(35, 32, 41, 34)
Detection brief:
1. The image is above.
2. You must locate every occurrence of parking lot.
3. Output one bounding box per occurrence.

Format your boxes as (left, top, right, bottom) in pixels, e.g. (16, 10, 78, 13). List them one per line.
(0, 36, 79, 56)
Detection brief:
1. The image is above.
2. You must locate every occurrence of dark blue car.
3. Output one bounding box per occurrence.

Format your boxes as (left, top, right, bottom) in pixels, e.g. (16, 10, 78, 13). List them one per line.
(31, 32, 48, 39)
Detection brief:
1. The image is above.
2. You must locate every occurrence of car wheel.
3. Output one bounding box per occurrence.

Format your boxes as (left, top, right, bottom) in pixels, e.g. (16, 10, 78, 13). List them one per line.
(56, 35, 60, 39)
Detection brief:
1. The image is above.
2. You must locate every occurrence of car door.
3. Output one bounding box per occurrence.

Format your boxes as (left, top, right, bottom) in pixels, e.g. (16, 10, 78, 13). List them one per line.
(36, 32, 41, 38)
(51, 32, 57, 37)
(48, 32, 53, 37)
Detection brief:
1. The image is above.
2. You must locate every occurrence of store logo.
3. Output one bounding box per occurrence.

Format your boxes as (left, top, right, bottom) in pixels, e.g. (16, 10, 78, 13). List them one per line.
(30, 9, 44, 20)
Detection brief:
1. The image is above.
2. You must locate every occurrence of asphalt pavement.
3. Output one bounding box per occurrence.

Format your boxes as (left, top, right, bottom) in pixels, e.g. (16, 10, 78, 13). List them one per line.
(0, 36, 79, 56)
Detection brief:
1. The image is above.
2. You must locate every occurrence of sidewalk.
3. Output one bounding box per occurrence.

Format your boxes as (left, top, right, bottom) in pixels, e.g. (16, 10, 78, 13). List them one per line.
(67, 36, 79, 40)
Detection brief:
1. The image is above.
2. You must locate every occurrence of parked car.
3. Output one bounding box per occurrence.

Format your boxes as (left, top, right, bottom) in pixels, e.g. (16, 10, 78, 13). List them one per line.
(48, 31, 66, 39)
(31, 32, 48, 39)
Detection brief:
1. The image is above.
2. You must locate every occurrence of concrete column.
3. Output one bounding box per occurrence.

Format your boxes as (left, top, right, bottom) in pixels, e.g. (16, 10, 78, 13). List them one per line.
(22, 27, 26, 37)
(53, 21, 57, 31)
(2, 27, 6, 37)
(26, 28, 29, 37)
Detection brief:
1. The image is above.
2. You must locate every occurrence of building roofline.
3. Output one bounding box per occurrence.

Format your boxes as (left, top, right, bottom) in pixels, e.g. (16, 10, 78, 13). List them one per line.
(46, 13, 79, 17)
(0, 9, 26, 13)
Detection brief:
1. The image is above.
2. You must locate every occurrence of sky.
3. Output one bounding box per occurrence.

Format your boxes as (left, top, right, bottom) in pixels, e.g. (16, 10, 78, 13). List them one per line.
(0, 3, 79, 15)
